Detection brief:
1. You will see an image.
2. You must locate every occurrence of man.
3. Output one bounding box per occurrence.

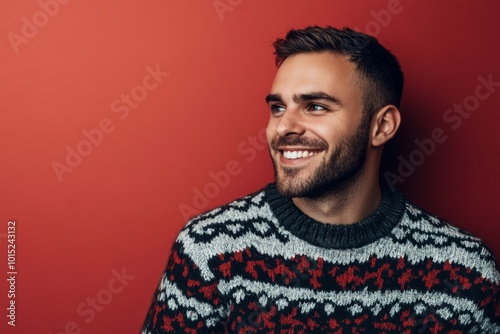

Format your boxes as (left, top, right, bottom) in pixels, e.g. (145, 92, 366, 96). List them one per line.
(142, 26, 500, 333)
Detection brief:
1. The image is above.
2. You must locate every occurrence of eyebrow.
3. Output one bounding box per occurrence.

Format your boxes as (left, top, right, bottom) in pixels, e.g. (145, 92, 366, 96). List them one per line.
(265, 93, 283, 104)
(265, 92, 342, 105)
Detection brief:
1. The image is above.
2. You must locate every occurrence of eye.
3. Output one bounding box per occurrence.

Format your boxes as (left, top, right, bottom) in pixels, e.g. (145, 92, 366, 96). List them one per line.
(307, 103, 327, 112)
(270, 104, 285, 115)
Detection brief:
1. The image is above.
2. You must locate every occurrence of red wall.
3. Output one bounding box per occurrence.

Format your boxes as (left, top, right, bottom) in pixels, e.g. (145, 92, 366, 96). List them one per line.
(1, 1, 499, 333)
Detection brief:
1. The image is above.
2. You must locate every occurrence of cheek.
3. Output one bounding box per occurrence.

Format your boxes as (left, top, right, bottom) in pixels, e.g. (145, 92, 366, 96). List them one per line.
(266, 121, 276, 144)
(309, 123, 342, 145)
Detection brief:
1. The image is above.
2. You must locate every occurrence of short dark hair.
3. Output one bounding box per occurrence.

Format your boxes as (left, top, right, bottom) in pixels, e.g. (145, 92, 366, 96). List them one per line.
(273, 26, 404, 116)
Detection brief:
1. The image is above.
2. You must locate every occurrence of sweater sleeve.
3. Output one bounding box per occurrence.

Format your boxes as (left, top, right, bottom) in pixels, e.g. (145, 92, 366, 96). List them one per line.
(141, 238, 226, 333)
(472, 247, 500, 333)
(476, 278, 500, 333)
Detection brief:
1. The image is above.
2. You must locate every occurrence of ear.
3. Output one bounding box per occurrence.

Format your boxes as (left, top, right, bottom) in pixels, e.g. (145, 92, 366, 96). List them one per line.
(370, 105, 401, 147)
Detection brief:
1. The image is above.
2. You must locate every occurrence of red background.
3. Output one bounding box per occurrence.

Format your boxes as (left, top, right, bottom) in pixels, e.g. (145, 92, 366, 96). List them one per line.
(1, 1, 499, 333)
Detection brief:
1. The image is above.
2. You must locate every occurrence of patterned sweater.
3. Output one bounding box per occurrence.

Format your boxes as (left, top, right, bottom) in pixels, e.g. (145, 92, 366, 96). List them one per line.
(142, 184, 500, 333)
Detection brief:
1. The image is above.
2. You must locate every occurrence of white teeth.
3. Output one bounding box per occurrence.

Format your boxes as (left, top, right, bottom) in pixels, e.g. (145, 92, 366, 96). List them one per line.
(282, 150, 318, 159)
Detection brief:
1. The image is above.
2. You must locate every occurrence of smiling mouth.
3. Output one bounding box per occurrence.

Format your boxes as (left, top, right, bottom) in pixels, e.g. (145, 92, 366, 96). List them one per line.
(281, 150, 321, 160)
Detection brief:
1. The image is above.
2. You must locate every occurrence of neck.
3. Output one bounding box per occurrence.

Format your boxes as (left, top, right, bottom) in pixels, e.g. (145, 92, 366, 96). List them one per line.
(292, 166, 381, 225)
(264, 181, 406, 249)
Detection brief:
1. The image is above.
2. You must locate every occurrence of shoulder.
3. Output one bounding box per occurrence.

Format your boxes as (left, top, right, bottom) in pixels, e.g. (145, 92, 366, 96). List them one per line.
(398, 198, 500, 283)
(170, 184, 284, 280)
(172, 185, 280, 277)
(181, 184, 273, 236)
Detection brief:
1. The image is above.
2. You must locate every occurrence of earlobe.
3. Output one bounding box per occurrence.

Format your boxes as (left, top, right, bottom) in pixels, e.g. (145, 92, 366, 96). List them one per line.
(370, 105, 401, 147)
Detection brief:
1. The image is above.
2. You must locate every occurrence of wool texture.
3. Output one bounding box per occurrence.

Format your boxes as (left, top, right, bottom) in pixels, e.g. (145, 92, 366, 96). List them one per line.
(142, 184, 500, 333)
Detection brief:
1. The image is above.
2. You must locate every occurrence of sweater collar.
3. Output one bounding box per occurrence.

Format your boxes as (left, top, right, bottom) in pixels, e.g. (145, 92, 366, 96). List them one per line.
(264, 183, 406, 249)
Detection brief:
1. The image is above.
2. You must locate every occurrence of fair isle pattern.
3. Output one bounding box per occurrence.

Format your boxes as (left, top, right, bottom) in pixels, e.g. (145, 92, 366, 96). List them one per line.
(142, 184, 500, 333)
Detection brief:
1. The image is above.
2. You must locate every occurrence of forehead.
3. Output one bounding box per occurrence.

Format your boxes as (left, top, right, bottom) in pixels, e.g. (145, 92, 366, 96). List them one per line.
(270, 52, 361, 100)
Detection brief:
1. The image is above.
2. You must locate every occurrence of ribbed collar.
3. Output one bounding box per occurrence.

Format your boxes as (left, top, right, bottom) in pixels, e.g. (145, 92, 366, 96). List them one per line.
(264, 183, 406, 249)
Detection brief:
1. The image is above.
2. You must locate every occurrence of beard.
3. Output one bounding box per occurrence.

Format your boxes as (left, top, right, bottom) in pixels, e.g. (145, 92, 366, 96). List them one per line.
(269, 116, 370, 198)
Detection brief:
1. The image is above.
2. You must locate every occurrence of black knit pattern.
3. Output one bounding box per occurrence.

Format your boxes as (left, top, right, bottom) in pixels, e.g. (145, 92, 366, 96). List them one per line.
(265, 183, 406, 249)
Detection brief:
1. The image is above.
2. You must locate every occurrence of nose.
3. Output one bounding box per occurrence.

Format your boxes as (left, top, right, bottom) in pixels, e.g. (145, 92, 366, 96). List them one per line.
(275, 108, 306, 137)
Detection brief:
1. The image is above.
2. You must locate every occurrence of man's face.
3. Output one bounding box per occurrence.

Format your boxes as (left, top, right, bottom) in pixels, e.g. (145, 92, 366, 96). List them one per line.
(266, 52, 370, 198)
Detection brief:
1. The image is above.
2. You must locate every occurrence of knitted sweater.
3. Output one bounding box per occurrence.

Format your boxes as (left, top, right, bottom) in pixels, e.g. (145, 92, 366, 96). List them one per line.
(142, 184, 500, 333)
